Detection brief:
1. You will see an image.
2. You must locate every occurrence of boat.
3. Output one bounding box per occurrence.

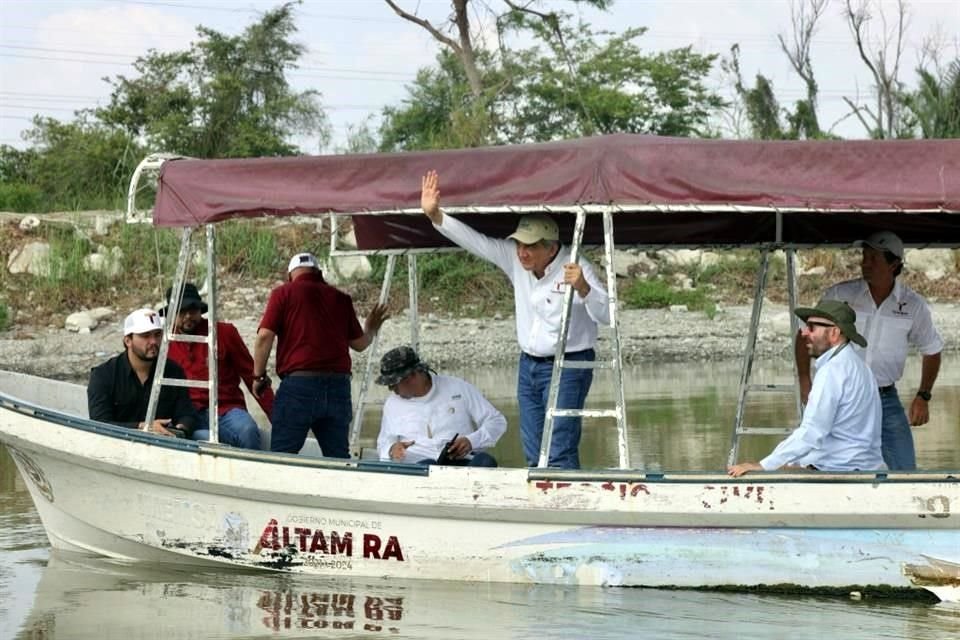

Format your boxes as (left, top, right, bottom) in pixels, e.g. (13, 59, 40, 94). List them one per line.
(1, 134, 958, 599)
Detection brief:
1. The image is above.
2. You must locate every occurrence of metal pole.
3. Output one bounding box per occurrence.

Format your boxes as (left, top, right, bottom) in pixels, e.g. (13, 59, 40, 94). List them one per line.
(602, 207, 630, 468)
(786, 248, 803, 418)
(205, 224, 219, 444)
(538, 208, 587, 468)
(726, 250, 770, 467)
(145, 227, 192, 428)
(408, 254, 419, 352)
(349, 254, 396, 454)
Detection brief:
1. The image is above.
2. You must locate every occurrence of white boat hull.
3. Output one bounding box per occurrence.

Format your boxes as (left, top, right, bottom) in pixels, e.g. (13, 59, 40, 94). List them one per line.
(2, 379, 958, 600)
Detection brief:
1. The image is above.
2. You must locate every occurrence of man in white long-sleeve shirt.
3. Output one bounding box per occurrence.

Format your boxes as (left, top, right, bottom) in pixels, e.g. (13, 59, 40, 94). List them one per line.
(376, 346, 506, 467)
(420, 170, 610, 469)
(728, 300, 884, 477)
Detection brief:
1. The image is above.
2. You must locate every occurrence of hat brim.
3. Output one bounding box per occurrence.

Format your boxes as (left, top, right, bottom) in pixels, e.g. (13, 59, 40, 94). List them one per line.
(158, 299, 208, 317)
(375, 365, 417, 386)
(852, 239, 902, 259)
(794, 306, 868, 348)
(508, 230, 547, 244)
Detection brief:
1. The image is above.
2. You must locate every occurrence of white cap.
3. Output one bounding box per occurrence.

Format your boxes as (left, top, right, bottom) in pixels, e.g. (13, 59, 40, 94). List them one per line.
(288, 252, 319, 273)
(855, 231, 904, 259)
(123, 308, 163, 336)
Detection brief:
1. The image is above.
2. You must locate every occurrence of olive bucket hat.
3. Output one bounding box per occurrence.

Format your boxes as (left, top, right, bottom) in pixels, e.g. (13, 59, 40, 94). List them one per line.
(794, 300, 867, 348)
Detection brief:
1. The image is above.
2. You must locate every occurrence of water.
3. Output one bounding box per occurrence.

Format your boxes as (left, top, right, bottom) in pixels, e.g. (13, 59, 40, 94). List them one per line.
(2, 357, 959, 639)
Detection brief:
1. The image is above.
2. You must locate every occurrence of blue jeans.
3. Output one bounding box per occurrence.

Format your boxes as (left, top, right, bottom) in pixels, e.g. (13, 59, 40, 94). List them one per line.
(880, 386, 916, 471)
(417, 452, 498, 467)
(270, 375, 352, 458)
(517, 350, 594, 469)
(191, 407, 262, 450)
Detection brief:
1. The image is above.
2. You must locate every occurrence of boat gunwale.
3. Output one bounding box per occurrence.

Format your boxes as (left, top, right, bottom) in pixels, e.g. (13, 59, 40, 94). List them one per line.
(3, 388, 958, 486)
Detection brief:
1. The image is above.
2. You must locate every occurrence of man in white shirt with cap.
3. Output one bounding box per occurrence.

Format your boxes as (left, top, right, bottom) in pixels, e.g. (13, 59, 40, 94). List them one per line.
(420, 170, 610, 469)
(795, 231, 943, 471)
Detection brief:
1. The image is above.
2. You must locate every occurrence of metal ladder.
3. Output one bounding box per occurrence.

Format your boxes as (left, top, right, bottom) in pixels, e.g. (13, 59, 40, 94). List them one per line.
(725, 248, 803, 467)
(145, 226, 220, 441)
(538, 207, 630, 468)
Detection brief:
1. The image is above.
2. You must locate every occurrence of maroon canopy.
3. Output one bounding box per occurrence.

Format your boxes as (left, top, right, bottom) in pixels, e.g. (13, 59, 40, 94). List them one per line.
(153, 134, 960, 248)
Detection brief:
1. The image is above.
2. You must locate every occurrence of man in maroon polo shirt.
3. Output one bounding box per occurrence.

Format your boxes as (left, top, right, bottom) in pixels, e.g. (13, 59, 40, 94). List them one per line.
(162, 282, 273, 450)
(252, 252, 388, 456)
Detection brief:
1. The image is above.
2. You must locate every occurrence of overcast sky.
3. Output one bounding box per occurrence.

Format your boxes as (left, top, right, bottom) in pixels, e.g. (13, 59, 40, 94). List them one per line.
(1, 0, 958, 154)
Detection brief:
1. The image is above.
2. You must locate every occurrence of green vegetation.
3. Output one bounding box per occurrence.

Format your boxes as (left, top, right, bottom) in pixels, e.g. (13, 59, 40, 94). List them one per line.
(216, 222, 285, 278)
(369, 252, 513, 316)
(0, 299, 9, 332)
(622, 278, 717, 318)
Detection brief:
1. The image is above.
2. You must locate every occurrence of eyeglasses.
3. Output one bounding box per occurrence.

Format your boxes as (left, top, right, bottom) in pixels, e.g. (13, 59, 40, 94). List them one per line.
(805, 321, 836, 331)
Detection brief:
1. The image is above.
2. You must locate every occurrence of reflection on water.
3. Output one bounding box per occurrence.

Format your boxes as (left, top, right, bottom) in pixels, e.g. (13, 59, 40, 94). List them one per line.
(8, 551, 960, 640)
(1, 356, 959, 638)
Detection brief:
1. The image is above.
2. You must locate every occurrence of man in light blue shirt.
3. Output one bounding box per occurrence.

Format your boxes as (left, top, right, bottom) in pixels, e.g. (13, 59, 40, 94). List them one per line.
(729, 300, 884, 476)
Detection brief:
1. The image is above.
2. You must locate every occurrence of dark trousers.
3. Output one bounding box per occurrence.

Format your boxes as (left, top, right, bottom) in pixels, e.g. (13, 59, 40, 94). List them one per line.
(270, 375, 352, 458)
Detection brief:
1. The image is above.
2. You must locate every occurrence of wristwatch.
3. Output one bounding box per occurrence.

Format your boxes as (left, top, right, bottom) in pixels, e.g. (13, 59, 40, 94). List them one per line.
(916, 390, 932, 401)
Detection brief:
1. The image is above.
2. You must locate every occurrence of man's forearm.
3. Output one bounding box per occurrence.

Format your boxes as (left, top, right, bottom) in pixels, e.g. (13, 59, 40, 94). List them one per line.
(918, 352, 941, 392)
(252, 330, 274, 376)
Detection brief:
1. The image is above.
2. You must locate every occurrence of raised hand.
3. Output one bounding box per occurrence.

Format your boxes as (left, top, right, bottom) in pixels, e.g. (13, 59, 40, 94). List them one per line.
(421, 170, 443, 224)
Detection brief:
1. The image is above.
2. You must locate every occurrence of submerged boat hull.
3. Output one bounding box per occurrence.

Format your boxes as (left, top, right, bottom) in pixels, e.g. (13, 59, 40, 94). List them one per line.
(1, 387, 958, 600)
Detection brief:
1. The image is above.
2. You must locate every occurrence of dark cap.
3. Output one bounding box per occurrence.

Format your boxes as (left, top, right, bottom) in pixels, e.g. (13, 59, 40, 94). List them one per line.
(159, 282, 208, 317)
(376, 346, 427, 386)
(794, 300, 867, 348)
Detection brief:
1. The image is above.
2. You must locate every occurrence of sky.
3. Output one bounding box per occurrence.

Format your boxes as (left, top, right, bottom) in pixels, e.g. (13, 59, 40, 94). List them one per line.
(1, 0, 958, 154)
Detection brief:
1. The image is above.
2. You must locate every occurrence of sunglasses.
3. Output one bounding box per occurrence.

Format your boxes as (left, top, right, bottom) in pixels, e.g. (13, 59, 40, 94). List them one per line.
(805, 321, 837, 330)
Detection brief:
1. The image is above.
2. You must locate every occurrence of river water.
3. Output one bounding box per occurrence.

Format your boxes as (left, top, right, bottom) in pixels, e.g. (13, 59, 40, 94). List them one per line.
(1, 357, 959, 639)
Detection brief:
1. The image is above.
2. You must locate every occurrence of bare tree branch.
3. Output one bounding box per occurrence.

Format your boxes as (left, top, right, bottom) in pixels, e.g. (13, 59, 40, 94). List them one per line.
(843, 0, 910, 138)
(503, 0, 598, 134)
(842, 96, 876, 134)
(776, 0, 828, 135)
(385, 0, 485, 98)
(384, 0, 461, 52)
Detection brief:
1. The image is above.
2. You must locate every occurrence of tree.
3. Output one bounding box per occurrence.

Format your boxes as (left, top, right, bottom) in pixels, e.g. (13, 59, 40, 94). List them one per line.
(843, 0, 911, 138)
(500, 23, 722, 141)
(97, 3, 328, 158)
(777, 0, 828, 138)
(10, 116, 142, 210)
(385, 1, 612, 102)
(902, 59, 960, 138)
(379, 18, 724, 150)
(378, 49, 502, 151)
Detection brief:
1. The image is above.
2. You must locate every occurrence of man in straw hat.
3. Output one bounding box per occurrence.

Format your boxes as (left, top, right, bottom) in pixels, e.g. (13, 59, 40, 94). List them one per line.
(374, 346, 506, 467)
(795, 231, 943, 471)
(420, 170, 610, 470)
(729, 300, 884, 476)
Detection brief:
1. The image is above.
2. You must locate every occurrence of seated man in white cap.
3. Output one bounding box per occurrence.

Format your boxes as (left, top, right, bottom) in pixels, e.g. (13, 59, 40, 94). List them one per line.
(420, 170, 610, 470)
(87, 308, 197, 437)
(252, 252, 388, 457)
(375, 346, 506, 467)
(794, 231, 943, 471)
(730, 301, 884, 476)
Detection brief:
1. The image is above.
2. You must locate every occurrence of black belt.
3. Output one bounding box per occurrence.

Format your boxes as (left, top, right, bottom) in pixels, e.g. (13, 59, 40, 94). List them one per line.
(285, 370, 349, 378)
(522, 349, 592, 363)
(879, 384, 895, 393)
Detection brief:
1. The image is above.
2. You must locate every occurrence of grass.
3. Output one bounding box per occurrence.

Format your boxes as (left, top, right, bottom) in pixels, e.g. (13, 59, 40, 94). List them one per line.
(622, 277, 717, 318)
(368, 252, 514, 316)
(0, 299, 9, 332)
